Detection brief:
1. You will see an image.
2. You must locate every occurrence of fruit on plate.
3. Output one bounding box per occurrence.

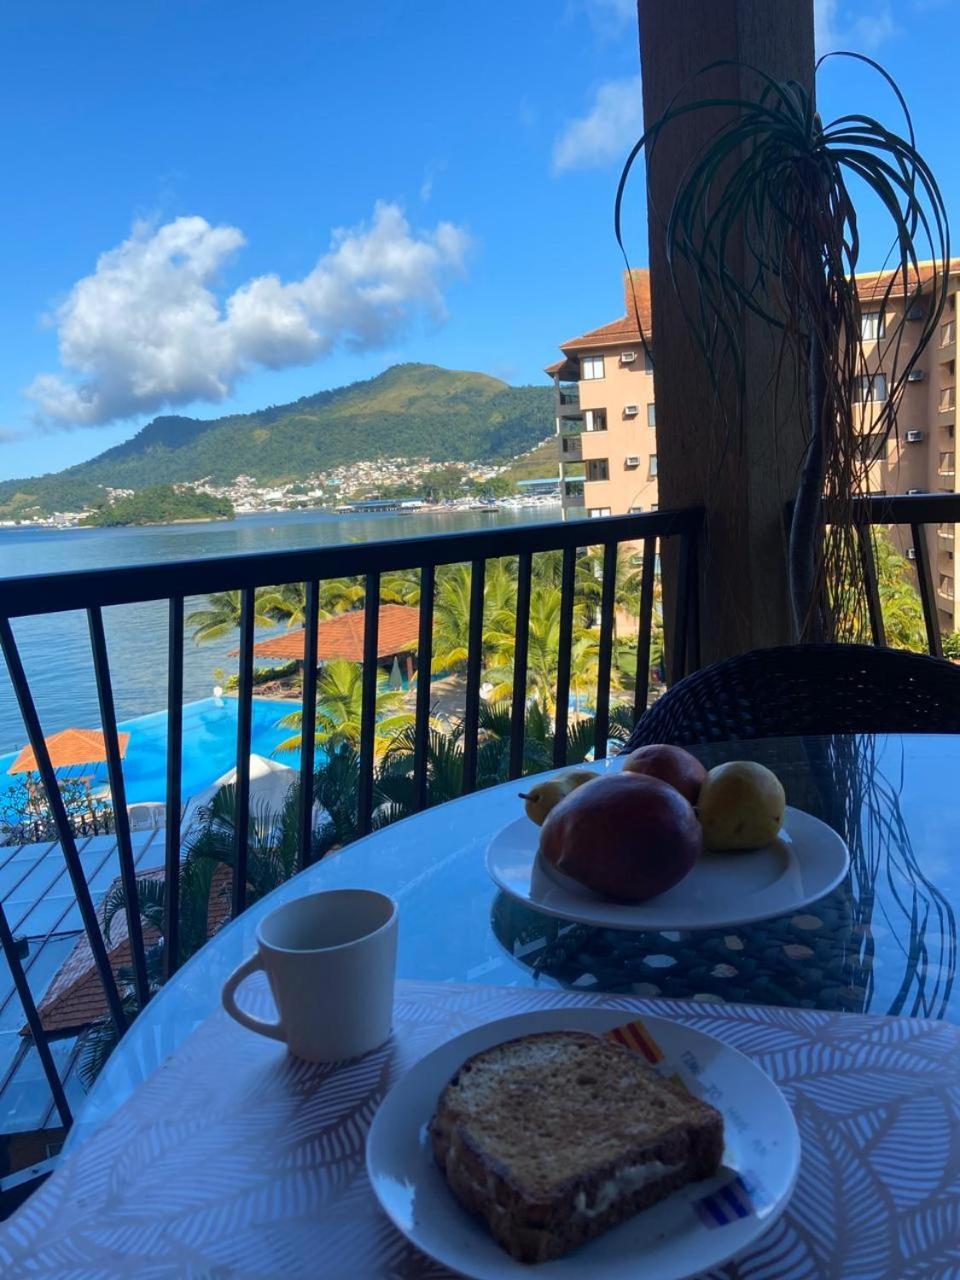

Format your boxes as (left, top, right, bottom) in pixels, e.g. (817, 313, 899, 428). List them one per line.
(519, 768, 596, 826)
(621, 743, 707, 804)
(539, 772, 702, 901)
(697, 760, 786, 850)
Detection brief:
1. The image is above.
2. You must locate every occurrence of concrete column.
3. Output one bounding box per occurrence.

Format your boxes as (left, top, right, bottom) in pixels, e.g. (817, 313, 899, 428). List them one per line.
(637, 0, 815, 663)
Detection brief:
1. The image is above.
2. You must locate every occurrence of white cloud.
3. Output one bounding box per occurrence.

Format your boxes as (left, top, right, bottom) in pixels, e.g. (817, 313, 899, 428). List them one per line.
(815, 0, 898, 53)
(576, 0, 636, 37)
(552, 74, 643, 173)
(27, 202, 470, 428)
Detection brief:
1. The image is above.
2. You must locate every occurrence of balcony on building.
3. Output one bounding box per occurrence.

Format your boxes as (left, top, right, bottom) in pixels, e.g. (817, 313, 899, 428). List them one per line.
(558, 429, 583, 461)
(546, 358, 582, 419)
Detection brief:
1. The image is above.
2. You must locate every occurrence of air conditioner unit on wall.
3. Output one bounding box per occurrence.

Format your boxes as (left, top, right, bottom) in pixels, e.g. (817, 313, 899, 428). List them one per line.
(620, 351, 637, 364)
(623, 404, 640, 416)
(625, 455, 640, 467)
(905, 429, 925, 442)
(906, 547, 917, 561)
(907, 488, 925, 494)
(907, 369, 925, 382)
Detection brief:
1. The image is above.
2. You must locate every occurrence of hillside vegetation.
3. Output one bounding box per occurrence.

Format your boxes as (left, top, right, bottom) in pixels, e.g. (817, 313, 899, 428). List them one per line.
(79, 485, 235, 527)
(0, 364, 553, 517)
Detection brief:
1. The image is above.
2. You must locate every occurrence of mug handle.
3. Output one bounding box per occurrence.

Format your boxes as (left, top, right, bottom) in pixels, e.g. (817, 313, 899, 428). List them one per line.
(222, 953, 286, 1042)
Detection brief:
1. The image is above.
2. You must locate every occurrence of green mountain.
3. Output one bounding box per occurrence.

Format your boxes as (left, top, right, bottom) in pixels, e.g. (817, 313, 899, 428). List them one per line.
(0, 364, 554, 517)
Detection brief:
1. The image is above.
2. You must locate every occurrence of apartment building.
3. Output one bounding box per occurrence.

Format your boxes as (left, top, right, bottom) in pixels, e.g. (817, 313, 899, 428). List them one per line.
(547, 263, 960, 632)
(545, 271, 658, 520)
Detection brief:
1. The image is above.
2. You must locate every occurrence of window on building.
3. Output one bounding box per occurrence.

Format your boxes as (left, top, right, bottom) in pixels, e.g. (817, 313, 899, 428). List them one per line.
(628, 505, 643, 513)
(586, 409, 607, 432)
(861, 311, 885, 341)
(649, 455, 658, 477)
(859, 432, 887, 462)
(651, 503, 659, 512)
(941, 386, 956, 412)
(586, 458, 609, 482)
(643, 346, 654, 373)
(581, 355, 605, 380)
(647, 403, 656, 428)
(588, 507, 612, 518)
(854, 373, 888, 403)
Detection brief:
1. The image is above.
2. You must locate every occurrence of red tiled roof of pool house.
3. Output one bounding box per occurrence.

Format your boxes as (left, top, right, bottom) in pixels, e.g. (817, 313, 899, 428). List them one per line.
(242, 603, 420, 664)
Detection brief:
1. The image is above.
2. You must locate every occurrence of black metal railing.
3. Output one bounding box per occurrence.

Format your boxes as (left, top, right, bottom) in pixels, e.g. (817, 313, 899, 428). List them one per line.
(0, 506, 703, 1143)
(855, 493, 960, 657)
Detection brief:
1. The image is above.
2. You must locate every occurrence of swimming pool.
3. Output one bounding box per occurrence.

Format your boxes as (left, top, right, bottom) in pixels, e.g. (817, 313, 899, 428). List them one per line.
(0, 697, 299, 809)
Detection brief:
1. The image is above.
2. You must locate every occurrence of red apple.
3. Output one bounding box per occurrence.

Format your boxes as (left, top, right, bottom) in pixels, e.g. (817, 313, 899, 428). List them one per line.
(621, 744, 706, 804)
(539, 772, 702, 902)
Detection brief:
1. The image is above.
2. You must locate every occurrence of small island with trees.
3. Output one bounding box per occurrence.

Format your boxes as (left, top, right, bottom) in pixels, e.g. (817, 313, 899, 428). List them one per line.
(80, 485, 235, 527)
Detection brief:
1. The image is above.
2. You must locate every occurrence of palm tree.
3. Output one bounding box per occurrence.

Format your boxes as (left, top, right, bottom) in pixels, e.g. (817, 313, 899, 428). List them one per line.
(267, 578, 366, 627)
(430, 558, 517, 673)
(274, 658, 413, 756)
(186, 587, 279, 643)
(483, 585, 605, 715)
(872, 531, 926, 652)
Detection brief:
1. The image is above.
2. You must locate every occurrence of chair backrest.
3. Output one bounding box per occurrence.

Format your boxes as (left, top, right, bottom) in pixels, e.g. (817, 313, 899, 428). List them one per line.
(624, 644, 960, 748)
(126, 802, 166, 832)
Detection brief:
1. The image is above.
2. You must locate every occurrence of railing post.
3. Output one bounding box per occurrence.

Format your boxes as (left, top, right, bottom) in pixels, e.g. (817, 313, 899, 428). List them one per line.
(357, 572, 381, 835)
(164, 596, 183, 978)
(0, 901, 71, 1128)
(232, 589, 256, 917)
(412, 564, 435, 811)
(87, 607, 150, 1010)
(297, 580, 320, 869)
(508, 553, 533, 780)
(910, 523, 943, 658)
(856, 527, 887, 648)
(0, 619, 127, 1037)
(634, 536, 657, 720)
(461, 559, 486, 793)
(552, 547, 577, 768)
(593, 544, 618, 759)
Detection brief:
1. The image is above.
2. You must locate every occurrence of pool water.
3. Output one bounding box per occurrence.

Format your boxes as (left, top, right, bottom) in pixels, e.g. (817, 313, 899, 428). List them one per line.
(0, 697, 299, 810)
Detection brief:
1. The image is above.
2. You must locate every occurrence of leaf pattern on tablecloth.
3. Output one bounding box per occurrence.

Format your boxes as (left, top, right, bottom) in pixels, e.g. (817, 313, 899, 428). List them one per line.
(0, 980, 957, 1279)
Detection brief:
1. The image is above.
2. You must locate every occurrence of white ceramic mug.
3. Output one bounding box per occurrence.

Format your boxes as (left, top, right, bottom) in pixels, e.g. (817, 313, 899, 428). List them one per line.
(222, 889, 398, 1062)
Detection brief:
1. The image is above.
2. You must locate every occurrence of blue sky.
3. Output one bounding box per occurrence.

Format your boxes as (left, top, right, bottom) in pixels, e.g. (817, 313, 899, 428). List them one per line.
(0, 0, 957, 480)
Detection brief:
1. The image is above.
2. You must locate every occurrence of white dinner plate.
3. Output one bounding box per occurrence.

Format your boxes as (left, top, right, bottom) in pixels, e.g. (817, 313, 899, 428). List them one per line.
(486, 806, 849, 931)
(366, 1007, 800, 1280)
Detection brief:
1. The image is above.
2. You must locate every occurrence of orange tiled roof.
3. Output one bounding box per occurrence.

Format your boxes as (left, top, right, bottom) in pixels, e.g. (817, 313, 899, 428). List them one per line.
(10, 727, 130, 774)
(855, 258, 960, 302)
(557, 269, 653, 354)
(244, 604, 419, 663)
(31, 864, 235, 1035)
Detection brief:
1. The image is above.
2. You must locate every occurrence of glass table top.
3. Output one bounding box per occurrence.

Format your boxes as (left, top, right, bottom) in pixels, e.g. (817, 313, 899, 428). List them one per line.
(69, 733, 959, 1150)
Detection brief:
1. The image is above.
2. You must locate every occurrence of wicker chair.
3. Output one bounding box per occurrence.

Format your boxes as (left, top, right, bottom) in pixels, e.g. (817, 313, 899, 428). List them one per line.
(624, 644, 960, 748)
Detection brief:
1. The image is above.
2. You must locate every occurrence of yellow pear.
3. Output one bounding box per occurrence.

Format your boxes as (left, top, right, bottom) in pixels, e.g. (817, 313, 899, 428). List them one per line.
(697, 761, 785, 850)
(520, 768, 596, 826)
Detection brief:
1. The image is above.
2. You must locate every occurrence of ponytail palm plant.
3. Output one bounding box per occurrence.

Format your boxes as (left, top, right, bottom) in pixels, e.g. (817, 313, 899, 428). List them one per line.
(617, 53, 949, 640)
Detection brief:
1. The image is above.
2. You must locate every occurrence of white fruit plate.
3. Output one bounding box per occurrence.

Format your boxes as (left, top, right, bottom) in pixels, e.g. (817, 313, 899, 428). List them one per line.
(486, 805, 849, 931)
(366, 1007, 800, 1280)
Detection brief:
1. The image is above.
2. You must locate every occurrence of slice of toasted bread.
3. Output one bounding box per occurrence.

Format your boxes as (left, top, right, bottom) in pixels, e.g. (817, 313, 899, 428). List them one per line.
(429, 1030, 724, 1264)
